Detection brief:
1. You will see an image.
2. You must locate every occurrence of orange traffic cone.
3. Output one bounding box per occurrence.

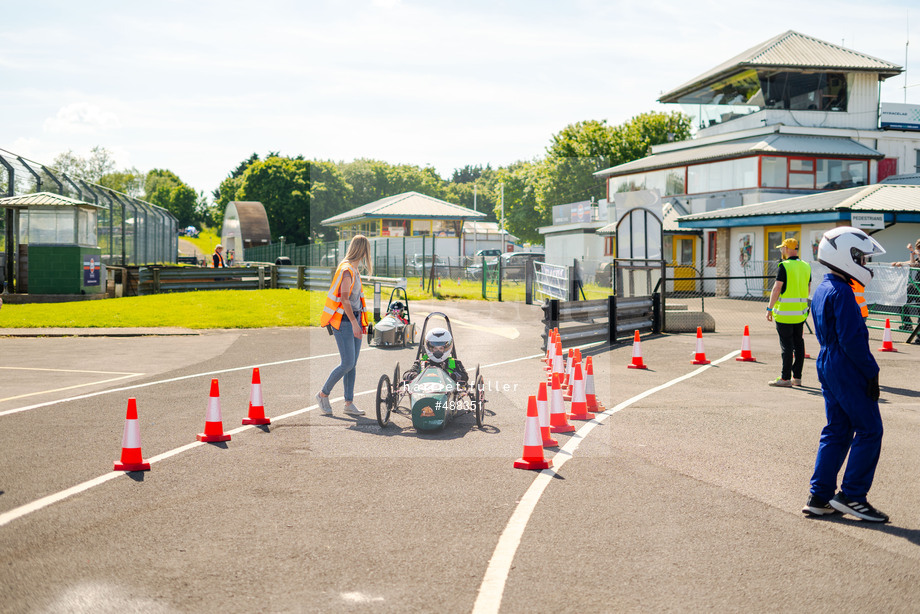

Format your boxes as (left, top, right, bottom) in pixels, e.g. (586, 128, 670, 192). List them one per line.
(549, 373, 576, 434)
(242, 368, 271, 425)
(514, 395, 552, 470)
(879, 318, 898, 352)
(565, 350, 580, 401)
(564, 348, 574, 387)
(197, 379, 231, 442)
(736, 325, 756, 362)
(567, 349, 583, 399)
(536, 381, 558, 448)
(549, 340, 564, 382)
(691, 326, 711, 365)
(113, 398, 150, 471)
(628, 330, 648, 369)
(585, 356, 602, 412)
(568, 363, 595, 421)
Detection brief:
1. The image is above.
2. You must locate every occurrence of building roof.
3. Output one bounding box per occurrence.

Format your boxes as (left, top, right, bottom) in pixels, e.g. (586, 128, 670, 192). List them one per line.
(321, 191, 486, 226)
(0, 191, 103, 209)
(881, 173, 920, 185)
(677, 184, 920, 228)
(594, 133, 882, 178)
(226, 201, 271, 244)
(659, 30, 902, 103)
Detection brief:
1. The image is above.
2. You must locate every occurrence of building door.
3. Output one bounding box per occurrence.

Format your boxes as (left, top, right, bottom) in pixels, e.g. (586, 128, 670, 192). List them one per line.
(670, 234, 697, 292)
(764, 225, 801, 293)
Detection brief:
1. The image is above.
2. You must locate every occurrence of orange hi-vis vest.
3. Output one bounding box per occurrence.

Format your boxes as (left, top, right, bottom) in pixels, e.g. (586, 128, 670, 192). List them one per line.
(320, 261, 368, 330)
(850, 279, 868, 318)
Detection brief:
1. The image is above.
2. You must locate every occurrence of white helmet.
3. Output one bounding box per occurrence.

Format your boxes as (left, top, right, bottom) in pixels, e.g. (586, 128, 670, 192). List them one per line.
(424, 328, 453, 363)
(817, 226, 885, 287)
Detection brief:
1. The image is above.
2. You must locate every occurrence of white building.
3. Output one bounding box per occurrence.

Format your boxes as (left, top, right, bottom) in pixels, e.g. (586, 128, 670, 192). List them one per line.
(593, 30, 920, 292)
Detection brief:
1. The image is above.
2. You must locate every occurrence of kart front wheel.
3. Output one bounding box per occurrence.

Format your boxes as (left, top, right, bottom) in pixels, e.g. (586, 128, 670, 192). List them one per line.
(474, 373, 485, 428)
(376, 374, 392, 427)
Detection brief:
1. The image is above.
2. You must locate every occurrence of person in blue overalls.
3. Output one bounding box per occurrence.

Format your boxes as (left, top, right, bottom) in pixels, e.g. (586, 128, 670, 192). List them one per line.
(803, 226, 888, 522)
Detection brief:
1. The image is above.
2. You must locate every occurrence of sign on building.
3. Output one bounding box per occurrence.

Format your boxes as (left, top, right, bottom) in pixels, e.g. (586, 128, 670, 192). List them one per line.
(880, 103, 920, 131)
(851, 212, 885, 230)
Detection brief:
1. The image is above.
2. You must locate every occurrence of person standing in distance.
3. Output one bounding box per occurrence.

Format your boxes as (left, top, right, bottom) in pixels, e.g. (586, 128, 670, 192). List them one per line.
(803, 226, 888, 522)
(212, 244, 225, 268)
(766, 238, 811, 387)
(315, 235, 372, 416)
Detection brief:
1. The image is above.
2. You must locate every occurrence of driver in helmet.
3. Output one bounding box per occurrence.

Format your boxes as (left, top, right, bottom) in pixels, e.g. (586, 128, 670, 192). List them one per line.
(803, 226, 888, 523)
(388, 301, 407, 323)
(403, 327, 468, 385)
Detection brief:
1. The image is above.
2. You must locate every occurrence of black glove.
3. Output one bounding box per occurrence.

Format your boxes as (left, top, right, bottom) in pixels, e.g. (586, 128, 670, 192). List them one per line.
(867, 375, 880, 402)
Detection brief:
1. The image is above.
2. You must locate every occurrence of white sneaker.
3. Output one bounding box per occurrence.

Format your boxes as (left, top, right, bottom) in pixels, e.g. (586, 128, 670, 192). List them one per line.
(343, 403, 365, 416)
(315, 392, 332, 415)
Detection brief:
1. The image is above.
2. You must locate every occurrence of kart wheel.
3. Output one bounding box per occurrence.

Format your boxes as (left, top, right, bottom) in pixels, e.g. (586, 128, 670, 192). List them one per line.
(393, 364, 401, 394)
(376, 374, 392, 427)
(474, 373, 485, 428)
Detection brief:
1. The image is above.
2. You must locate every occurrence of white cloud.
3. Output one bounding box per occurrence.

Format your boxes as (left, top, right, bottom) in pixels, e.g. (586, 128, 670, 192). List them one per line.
(43, 103, 122, 135)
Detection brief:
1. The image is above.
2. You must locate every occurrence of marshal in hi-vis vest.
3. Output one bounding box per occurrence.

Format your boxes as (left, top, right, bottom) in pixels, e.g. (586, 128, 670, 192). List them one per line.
(320, 261, 369, 330)
(774, 259, 811, 324)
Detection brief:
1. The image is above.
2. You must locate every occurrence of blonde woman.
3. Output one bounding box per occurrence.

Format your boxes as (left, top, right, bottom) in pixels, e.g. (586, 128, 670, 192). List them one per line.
(316, 235, 372, 416)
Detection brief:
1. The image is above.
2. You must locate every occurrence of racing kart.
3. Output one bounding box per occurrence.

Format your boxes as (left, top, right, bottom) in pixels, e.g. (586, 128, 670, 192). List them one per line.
(375, 312, 486, 431)
(368, 287, 415, 347)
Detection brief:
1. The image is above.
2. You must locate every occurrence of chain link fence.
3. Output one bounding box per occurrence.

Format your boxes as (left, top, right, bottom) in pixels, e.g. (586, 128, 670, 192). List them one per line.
(0, 147, 177, 268)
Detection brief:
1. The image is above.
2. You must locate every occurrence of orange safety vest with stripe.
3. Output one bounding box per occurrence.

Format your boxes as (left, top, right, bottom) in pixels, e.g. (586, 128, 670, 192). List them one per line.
(850, 279, 868, 318)
(320, 261, 368, 330)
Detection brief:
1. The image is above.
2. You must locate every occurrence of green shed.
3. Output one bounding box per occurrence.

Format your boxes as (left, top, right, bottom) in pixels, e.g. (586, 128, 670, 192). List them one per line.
(0, 192, 105, 295)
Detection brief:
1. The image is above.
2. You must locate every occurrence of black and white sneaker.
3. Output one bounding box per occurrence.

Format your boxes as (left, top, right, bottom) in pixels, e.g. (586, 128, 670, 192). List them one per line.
(829, 492, 890, 523)
(802, 494, 838, 516)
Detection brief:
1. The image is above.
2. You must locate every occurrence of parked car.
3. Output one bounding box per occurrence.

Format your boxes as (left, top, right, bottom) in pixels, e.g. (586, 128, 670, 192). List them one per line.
(497, 252, 545, 280)
(406, 255, 449, 278)
(475, 249, 502, 258)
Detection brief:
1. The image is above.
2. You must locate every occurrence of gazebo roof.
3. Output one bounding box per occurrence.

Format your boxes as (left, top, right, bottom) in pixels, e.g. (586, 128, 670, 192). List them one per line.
(321, 191, 486, 226)
(0, 191, 103, 209)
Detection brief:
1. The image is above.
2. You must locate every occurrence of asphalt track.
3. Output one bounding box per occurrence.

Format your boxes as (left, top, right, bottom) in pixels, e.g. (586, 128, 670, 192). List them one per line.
(1, 299, 919, 613)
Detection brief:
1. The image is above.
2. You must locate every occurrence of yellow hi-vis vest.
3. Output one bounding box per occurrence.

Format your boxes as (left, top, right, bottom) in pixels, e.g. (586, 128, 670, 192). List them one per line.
(774, 258, 810, 324)
(320, 261, 368, 330)
(850, 279, 868, 318)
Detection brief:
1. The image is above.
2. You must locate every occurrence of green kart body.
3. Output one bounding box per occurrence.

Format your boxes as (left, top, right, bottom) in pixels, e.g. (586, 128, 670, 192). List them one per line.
(408, 365, 457, 431)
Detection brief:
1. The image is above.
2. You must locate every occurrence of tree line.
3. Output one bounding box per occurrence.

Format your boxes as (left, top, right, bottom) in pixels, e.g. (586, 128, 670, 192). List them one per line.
(54, 111, 691, 246)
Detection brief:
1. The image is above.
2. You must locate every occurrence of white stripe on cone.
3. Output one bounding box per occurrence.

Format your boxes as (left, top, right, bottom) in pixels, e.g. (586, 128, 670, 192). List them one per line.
(537, 392, 549, 428)
(206, 396, 222, 422)
(250, 383, 263, 406)
(122, 419, 141, 449)
(523, 414, 542, 447)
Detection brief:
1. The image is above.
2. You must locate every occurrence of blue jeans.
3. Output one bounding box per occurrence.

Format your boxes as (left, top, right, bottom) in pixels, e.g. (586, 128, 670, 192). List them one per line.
(321, 318, 363, 402)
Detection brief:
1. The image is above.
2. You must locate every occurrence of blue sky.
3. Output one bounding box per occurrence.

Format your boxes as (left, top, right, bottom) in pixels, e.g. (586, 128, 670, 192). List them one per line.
(2, 0, 917, 197)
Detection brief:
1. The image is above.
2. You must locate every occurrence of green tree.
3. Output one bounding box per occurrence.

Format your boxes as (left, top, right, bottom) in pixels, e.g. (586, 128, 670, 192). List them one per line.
(144, 169, 199, 227)
(542, 111, 693, 209)
(492, 160, 548, 244)
(52, 146, 117, 182)
(237, 156, 352, 244)
(212, 152, 260, 209)
(99, 169, 145, 197)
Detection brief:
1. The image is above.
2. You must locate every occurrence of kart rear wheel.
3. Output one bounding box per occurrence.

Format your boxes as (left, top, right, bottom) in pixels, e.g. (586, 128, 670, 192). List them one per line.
(393, 364, 401, 395)
(376, 374, 392, 427)
(474, 373, 485, 428)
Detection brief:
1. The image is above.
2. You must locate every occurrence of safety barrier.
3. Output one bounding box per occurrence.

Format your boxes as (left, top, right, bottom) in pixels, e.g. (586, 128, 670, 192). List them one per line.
(540, 294, 660, 349)
(138, 266, 268, 294)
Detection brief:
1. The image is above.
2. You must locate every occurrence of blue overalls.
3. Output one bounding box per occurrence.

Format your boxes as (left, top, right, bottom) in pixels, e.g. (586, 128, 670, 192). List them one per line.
(809, 274, 883, 503)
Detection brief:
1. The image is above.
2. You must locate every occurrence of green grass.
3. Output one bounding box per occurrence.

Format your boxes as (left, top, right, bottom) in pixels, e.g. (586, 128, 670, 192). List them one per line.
(0, 279, 611, 329)
(0, 290, 323, 328)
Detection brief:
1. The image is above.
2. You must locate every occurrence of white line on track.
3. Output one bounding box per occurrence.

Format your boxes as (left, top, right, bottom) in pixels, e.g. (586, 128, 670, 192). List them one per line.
(471, 349, 742, 614)
(0, 350, 545, 528)
(0, 349, 369, 418)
